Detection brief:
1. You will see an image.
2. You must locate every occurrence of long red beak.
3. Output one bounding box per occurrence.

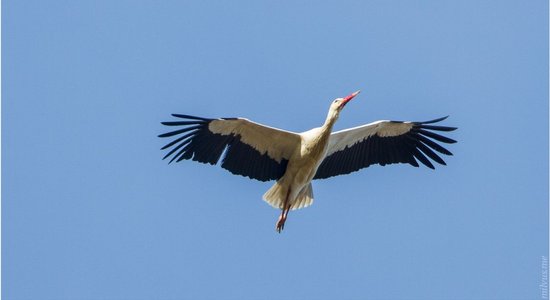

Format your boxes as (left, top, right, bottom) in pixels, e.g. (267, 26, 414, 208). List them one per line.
(341, 90, 361, 107)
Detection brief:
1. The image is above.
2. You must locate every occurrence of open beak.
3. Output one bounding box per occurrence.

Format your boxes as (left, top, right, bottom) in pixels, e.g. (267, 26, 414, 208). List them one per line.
(341, 90, 360, 107)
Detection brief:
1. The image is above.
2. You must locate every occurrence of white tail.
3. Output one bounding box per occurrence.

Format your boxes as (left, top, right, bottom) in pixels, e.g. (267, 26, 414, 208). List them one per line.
(290, 183, 314, 210)
(262, 181, 286, 209)
(263, 182, 314, 211)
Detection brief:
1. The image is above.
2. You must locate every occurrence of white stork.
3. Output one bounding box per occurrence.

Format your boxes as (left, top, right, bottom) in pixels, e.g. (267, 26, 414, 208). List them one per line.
(159, 91, 457, 232)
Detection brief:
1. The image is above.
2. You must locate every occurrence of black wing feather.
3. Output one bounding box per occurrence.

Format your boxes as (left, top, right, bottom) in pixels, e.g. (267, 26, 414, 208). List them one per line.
(314, 117, 457, 179)
(159, 115, 288, 182)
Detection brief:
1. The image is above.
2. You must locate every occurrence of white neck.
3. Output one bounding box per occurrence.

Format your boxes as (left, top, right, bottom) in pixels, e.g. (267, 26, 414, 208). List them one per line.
(322, 108, 339, 132)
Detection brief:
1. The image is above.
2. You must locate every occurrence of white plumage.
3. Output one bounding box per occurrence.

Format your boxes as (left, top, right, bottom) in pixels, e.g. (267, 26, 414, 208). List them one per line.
(159, 91, 457, 232)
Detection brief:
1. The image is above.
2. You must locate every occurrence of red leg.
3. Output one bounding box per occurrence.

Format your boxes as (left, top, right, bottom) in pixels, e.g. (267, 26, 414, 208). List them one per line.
(275, 204, 291, 233)
(276, 212, 285, 233)
(275, 189, 292, 233)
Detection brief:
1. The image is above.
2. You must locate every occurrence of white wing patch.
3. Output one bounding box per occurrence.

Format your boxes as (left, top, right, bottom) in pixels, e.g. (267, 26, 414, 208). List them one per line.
(208, 118, 300, 163)
(376, 121, 414, 137)
(326, 121, 414, 155)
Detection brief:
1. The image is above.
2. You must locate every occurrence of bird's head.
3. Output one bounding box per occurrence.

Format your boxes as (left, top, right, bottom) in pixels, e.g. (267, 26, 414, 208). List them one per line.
(327, 90, 360, 121)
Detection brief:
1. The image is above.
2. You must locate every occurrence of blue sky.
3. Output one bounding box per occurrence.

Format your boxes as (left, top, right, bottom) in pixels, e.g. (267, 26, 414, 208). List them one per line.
(3, 1, 548, 299)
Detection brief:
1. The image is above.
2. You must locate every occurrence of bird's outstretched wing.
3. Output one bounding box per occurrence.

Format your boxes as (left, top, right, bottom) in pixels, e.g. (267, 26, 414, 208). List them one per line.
(314, 116, 457, 179)
(159, 114, 301, 182)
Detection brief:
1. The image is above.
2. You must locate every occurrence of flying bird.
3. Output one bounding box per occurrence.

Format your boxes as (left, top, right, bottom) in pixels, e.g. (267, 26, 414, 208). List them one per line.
(159, 91, 457, 232)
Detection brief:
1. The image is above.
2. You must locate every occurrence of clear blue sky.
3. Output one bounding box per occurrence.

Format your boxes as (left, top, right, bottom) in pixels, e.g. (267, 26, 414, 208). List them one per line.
(3, 1, 548, 299)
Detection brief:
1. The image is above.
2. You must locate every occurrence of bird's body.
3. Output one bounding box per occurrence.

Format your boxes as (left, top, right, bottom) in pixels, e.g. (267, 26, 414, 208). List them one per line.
(159, 91, 457, 232)
(263, 124, 332, 226)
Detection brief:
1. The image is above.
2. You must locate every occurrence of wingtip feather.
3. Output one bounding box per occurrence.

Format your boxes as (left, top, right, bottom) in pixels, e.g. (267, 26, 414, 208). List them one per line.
(420, 115, 449, 124)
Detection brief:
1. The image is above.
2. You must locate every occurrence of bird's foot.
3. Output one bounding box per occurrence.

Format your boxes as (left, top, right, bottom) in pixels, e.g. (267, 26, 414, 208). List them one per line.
(275, 215, 286, 233)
